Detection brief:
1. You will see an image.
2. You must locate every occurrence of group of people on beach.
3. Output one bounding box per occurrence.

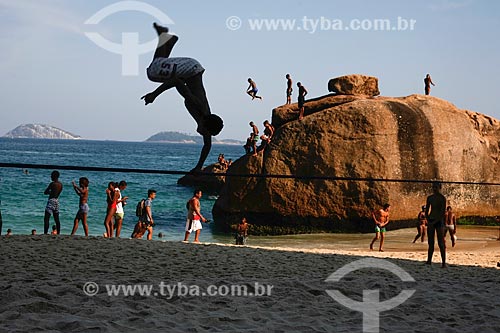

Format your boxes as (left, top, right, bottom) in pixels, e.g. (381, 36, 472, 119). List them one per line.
(369, 182, 460, 268)
(6, 170, 214, 243)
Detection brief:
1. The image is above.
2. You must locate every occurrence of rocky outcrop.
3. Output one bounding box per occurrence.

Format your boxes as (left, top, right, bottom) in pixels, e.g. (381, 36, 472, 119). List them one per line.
(328, 74, 380, 96)
(3, 124, 80, 139)
(213, 93, 500, 234)
(177, 163, 227, 193)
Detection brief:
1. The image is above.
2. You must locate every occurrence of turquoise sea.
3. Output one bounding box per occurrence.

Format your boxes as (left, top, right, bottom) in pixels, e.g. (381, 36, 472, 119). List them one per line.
(0, 138, 242, 241)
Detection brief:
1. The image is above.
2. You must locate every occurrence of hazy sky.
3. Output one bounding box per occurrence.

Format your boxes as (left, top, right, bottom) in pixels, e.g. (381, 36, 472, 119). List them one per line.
(0, 0, 499, 141)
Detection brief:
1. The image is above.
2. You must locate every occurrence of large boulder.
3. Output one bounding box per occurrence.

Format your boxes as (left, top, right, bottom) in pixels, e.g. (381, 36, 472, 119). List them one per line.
(328, 74, 380, 96)
(213, 94, 500, 234)
(177, 163, 226, 193)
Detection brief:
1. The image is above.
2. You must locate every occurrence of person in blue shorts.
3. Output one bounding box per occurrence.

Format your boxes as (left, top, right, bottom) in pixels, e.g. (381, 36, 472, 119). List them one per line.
(246, 78, 262, 100)
(370, 203, 390, 252)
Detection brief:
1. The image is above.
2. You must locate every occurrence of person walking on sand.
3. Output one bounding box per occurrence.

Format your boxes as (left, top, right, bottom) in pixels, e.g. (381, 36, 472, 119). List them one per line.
(286, 74, 293, 105)
(370, 204, 390, 252)
(184, 189, 207, 243)
(141, 23, 223, 172)
(443, 206, 457, 247)
(44, 170, 63, 235)
(424, 74, 435, 95)
(246, 78, 262, 100)
(131, 189, 157, 240)
(413, 205, 428, 243)
(103, 182, 118, 238)
(114, 180, 129, 238)
(297, 82, 308, 120)
(71, 177, 89, 237)
(425, 182, 447, 268)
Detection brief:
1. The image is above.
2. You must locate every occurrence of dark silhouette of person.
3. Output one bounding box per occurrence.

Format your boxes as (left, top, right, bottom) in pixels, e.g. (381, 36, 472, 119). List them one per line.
(141, 23, 223, 172)
(425, 182, 447, 268)
(424, 74, 435, 95)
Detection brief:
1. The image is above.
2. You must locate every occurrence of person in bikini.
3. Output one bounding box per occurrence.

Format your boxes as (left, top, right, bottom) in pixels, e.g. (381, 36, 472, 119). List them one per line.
(443, 206, 457, 247)
(413, 205, 427, 243)
(103, 182, 118, 238)
(141, 23, 223, 172)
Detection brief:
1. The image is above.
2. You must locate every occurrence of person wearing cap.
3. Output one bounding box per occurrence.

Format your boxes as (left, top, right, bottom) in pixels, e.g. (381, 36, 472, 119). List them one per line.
(413, 205, 427, 243)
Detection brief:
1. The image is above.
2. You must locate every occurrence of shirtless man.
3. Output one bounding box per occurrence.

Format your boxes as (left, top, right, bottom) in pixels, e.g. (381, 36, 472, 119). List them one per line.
(44, 170, 63, 234)
(235, 217, 249, 245)
(370, 204, 390, 252)
(184, 189, 207, 243)
(286, 74, 293, 105)
(246, 78, 262, 100)
(71, 177, 89, 236)
(141, 23, 223, 172)
(424, 74, 435, 95)
(425, 182, 447, 267)
(258, 120, 274, 152)
(413, 205, 427, 243)
(297, 82, 308, 120)
(443, 206, 457, 247)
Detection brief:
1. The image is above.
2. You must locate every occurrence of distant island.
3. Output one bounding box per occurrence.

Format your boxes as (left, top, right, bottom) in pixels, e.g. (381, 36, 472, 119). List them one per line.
(145, 131, 244, 145)
(3, 124, 81, 140)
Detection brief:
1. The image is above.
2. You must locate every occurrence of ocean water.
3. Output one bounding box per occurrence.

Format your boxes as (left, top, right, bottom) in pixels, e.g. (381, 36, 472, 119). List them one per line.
(0, 138, 242, 242)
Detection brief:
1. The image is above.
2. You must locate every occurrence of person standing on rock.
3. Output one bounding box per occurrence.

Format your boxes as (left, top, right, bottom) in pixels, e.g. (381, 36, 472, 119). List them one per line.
(370, 204, 390, 252)
(424, 74, 435, 95)
(286, 74, 293, 105)
(425, 182, 447, 268)
(297, 82, 308, 120)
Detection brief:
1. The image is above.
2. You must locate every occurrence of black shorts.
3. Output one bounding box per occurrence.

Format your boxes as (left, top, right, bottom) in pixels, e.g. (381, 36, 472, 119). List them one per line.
(298, 96, 305, 108)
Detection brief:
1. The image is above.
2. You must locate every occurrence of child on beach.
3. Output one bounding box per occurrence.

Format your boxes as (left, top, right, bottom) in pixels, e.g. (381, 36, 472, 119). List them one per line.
(51, 225, 57, 235)
(71, 177, 89, 237)
(43, 170, 63, 235)
(413, 205, 427, 243)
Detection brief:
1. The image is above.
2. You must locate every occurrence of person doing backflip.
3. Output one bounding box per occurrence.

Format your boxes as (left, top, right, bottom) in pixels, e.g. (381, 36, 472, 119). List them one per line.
(141, 23, 223, 172)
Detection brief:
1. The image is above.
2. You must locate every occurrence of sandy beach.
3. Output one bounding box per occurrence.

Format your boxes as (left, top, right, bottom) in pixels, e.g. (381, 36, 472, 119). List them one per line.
(1, 227, 499, 332)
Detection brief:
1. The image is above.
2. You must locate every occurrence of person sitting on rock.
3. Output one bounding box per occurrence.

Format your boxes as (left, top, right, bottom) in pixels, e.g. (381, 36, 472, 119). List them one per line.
(257, 120, 274, 152)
